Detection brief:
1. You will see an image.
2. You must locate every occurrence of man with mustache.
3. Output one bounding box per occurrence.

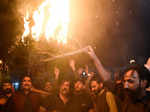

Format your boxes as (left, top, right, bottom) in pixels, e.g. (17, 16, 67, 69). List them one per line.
(89, 78, 118, 112)
(72, 79, 94, 112)
(46, 79, 74, 112)
(10, 76, 41, 112)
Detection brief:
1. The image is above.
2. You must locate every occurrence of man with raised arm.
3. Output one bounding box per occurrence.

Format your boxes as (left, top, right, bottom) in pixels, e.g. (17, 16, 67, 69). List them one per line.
(84, 46, 111, 82)
(84, 46, 150, 112)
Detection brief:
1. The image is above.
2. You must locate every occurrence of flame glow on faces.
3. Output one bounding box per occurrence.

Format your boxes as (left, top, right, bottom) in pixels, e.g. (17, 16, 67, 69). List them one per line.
(22, 0, 70, 44)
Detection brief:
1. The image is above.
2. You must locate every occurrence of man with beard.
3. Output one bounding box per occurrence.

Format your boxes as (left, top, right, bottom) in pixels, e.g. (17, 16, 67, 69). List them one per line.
(46, 79, 74, 112)
(10, 76, 41, 112)
(85, 46, 150, 112)
(72, 79, 94, 112)
(120, 65, 150, 112)
(89, 78, 118, 112)
(0, 81, 13, 112)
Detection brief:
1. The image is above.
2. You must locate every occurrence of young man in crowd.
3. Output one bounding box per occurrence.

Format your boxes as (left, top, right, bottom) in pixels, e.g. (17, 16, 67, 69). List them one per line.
(89, 77, 118, 112)
(45, 79, 74, 112)
(73, 79, 94, 112)
(10, 75, 41, 112)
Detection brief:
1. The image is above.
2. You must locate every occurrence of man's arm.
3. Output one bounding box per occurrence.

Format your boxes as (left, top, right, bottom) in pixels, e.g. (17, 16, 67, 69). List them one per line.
(84, 46, 111, 81)
(0, 97, 7, 105)
(88, 108, 95, 112)
(31, 87, 49, 96)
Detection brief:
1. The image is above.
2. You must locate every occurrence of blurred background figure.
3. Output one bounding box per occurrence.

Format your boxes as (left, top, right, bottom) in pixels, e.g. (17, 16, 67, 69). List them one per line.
(0, 80, 13, 112)
(145, 57, 150, 71)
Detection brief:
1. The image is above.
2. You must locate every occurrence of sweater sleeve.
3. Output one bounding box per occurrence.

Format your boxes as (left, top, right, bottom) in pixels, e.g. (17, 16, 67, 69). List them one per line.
(106, 91, 118, 112)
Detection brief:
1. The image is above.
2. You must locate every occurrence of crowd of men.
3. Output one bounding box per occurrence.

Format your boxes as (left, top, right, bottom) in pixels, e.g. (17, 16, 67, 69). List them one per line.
(0, 46, 150, 112)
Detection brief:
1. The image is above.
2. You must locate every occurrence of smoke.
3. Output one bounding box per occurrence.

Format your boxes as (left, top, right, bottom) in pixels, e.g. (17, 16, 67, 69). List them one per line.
(15, 0, 43, 17)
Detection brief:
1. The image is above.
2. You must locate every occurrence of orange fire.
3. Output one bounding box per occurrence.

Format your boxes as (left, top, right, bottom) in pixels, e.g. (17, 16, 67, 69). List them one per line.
(22, 0, 70, 44)
(22, 11, 30, 42)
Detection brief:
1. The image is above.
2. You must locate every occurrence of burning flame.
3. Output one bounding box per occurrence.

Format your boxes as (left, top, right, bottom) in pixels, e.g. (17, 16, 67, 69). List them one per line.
(22, 0, 70, 44)
(22, 11, 30, 42)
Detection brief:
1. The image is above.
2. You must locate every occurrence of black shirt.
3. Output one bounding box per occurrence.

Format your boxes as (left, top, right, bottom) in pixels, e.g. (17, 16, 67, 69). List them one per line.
(47, 94, 74, 112)
(72, 91, 93, 112)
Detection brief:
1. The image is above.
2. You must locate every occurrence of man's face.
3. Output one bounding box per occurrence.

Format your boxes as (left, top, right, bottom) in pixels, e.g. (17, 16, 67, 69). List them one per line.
(44, 82, 52, 92)
(22, 76, 32, 91)
(60, 81, 70, 96)
(123, 70, 140, 91)
(2, 83, 12, 94)
(74, 81, 84, 92)
(90, 81, 100, 94)
(2, 83, 12, 90)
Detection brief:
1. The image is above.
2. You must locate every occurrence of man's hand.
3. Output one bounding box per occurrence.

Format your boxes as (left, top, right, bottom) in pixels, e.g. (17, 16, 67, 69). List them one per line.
(87, 72, 94, 80)
(83, 46, 97, 59)
(69, 59, 76, 72)
(0, 97, 7, 105)
(54, 67, 60, 80)
(83, 45, 111, 81)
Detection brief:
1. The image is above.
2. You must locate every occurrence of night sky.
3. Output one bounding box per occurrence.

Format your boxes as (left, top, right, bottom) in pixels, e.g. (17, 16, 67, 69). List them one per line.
(0, 0, 150, 68)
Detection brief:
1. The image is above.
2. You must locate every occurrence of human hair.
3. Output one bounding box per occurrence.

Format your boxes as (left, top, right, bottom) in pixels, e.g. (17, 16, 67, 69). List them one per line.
(59, 78, 74, 95)
(2, 80, 12, 85)
(90, 77, 101, 83)
(123, 64, 150, 88)
(20, 75, 32, 85)
(59, 79, 72, 88)
(89, 77, 101, 89)
(74, 78, 85, 85)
